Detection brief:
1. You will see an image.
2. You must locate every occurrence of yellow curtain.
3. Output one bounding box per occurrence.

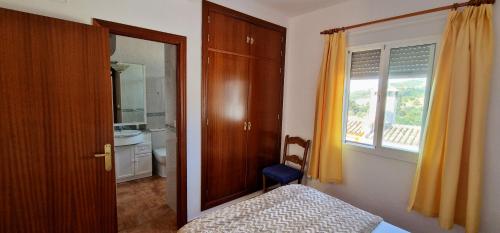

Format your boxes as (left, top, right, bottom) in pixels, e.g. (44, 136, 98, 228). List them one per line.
(308, 32, 346, 183)
(408, 5, 494, 233)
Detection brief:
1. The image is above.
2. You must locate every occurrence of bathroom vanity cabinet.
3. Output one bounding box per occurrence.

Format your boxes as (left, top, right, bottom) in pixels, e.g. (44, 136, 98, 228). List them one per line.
(115, 142, 153, 183)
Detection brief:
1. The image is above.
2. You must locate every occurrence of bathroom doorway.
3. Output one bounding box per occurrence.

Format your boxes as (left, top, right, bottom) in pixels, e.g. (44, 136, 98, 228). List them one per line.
(93, 19, 187, 231)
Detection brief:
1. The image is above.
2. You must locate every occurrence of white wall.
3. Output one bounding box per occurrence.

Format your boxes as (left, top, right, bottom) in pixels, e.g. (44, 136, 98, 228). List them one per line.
(112, 35, 165, 79)
(0, 0, 288, 221)
(111, 35, 166, 127)
(283, 0, 500, 232)
(6, 0, 499, 231)
(165, 43, 178, 127)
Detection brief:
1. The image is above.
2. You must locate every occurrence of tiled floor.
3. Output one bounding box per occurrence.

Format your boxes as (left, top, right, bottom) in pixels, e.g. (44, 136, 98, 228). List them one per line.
(117, 176, 177, 233)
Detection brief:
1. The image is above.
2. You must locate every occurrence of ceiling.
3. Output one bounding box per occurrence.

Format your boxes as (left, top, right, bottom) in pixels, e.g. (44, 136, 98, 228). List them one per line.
(252, 0, 349, 17)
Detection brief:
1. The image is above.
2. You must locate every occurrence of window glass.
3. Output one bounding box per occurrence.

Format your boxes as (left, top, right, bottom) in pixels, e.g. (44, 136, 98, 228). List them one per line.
(381, 44, 436, 152)
(345, 49, 381, 146)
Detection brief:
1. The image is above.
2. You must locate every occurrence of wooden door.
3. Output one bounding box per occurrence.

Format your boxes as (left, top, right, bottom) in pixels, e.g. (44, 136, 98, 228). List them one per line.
(208, 11, 250, 55)
(204, 51, 249, 208)
(0, 8, 116, 233)
(246, 58, 284, 191)
(250, 24, 283, 60)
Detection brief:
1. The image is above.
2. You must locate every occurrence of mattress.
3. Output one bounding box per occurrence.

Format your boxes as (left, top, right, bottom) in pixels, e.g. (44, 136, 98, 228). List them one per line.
(180, 184, 383, 233)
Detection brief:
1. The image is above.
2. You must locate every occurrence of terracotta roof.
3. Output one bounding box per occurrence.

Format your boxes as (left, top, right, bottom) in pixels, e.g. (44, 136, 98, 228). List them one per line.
(346, 119, 374, 138)
(346, 119, 421, 147)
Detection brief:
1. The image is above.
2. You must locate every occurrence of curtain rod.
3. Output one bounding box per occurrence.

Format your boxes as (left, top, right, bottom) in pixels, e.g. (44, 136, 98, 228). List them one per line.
(320, 0, 495, 35)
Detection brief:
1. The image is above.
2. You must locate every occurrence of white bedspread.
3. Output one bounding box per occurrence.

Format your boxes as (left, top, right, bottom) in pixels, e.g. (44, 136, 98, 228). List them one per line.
(179, 184, 383, 233)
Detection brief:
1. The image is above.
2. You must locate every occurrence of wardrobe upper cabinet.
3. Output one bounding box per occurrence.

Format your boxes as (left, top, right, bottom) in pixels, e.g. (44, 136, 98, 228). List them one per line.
(250, 25, 284, 60)
(202, 1, 286, 210)
(208, 11, 249, 55)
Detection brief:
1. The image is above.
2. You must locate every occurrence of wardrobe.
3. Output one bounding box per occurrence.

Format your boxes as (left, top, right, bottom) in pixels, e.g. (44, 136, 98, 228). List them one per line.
(201, 1, 286, 210)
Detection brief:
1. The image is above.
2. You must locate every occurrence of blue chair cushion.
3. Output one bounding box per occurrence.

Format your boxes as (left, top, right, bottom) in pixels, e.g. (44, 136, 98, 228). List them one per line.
(262, 164, 303, 185)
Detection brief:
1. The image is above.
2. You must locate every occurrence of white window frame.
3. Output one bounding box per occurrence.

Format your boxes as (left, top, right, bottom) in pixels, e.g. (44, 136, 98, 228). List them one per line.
(342, 36, 440, 163)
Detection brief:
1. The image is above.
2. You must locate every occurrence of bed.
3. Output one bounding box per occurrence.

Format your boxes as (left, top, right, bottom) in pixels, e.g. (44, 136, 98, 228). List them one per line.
(180, 185, 408, 233)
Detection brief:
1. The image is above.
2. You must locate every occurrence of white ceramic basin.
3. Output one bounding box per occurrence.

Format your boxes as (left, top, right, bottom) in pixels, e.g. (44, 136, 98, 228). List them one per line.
(114, 130, 144, 146)
(114, 130, 141, 138)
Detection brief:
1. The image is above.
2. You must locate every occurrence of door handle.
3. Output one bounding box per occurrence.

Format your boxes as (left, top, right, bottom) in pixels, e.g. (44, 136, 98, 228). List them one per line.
(248, 121, 252, 131)
(95, 144, 112, 172)
(244, 122, 247, 131)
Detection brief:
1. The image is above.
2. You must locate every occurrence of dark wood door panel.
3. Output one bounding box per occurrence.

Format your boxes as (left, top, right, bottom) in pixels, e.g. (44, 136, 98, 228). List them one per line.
(208, 11, 249, 55)
(202, 0, 286, 209)
(246, 59, 283, 191)
(0, 8, 115, 233)
(250, 25, 283, 61)
(205, 51, 249, 206)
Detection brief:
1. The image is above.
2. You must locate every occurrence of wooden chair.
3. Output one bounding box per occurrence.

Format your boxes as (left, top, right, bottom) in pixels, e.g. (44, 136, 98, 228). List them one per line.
(262, 135, 311, 192)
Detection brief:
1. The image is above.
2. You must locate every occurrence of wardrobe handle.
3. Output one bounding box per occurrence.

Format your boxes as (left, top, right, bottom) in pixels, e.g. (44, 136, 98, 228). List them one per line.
(243, 122, 247, 131)
(250, 37, 254, 45)
(246, 36, 250, 44)
(248, 122, 252, 131)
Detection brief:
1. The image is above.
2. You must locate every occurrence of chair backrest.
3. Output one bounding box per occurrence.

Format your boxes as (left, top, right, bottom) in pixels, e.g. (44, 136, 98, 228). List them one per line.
(282, 135, 311, 173)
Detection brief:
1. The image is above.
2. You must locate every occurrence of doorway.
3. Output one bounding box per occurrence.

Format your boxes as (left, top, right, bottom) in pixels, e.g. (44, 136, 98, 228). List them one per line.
(93, 19, 188, 230)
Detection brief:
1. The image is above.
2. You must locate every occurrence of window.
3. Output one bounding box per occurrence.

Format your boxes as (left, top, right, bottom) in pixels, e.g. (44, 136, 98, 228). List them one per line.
(345, 49, 381, 146)
(344, 39, 437, 155)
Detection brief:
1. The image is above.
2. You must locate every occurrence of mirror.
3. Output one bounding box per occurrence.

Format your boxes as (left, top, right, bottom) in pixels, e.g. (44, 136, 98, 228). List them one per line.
(111, 62, 147, 125)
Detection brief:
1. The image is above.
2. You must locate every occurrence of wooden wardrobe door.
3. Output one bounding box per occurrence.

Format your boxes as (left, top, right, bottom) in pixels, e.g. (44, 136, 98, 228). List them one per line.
(250, 24, 283, 60)
(0, 8, 115, 233)
(204, 51, 249, 208)
(208, 11, 249, 55)
(246, 58, 283, 191)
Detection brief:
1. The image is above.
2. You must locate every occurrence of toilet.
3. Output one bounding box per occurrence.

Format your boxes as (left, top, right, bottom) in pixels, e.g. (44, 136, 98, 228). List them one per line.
(151, 128, 168, 177)
(153, 147, 167, 177)
(150, 128, 176, 177)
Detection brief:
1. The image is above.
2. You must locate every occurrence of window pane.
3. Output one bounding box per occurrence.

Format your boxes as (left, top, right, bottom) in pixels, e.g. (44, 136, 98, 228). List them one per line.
(346, 49, 381, 146)
(346, 80, 379, 145)
(382, 44, 436, 152)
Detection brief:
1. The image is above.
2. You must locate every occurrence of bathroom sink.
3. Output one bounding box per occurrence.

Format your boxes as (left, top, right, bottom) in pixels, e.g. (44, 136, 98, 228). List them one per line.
(114, 130, 144, 146)
(114, 130, 142, 138)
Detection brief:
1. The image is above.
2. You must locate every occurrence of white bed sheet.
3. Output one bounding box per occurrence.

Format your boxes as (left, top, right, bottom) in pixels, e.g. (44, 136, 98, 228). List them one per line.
(181, 185, 385, 232)
(373, 221, 409, 233)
